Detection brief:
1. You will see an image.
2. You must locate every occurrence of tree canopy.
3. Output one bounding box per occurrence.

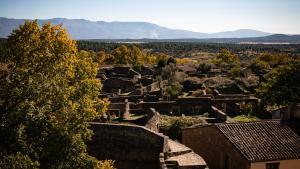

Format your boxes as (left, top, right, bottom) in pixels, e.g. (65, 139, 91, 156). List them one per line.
(0, 21, 108, 168)
(256, 59, 300, 106)
(213, 48, 240, 65)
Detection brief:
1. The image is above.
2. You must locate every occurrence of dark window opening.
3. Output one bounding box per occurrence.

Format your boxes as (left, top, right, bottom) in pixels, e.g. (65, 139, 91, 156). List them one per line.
(266, 162, 280, 169)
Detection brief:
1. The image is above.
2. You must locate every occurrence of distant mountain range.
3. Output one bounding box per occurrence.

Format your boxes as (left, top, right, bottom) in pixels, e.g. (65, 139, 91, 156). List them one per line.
(0, 17, 299, 43)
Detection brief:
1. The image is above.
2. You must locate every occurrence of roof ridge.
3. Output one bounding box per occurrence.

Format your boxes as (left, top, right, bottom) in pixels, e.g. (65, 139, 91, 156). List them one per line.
(217, 119, 280, 126)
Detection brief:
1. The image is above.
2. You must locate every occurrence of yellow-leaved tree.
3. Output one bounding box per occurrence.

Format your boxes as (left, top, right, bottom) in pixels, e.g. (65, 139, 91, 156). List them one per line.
(0, 21, 108, 169)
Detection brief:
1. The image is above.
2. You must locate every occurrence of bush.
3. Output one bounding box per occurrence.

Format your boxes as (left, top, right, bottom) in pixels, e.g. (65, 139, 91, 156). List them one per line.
(229, 65, 242, 77)
(0, 153, 39, 169)
(159, 115, 204, 141)
(167, 57, 177, 65)
(166, 83, 183, 99)
(197, 62, 212, 73)
(98, 160, 115, 169)
(157, 59, 167, 68)
(250, 60, 271, 75)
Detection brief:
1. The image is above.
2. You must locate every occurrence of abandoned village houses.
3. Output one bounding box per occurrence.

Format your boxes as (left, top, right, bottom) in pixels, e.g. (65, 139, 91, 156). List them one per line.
(86, 65, 300, 169)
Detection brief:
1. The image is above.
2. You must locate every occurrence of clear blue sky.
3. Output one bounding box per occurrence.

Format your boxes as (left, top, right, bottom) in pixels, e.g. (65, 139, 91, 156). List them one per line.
(1, 0, 299, 34)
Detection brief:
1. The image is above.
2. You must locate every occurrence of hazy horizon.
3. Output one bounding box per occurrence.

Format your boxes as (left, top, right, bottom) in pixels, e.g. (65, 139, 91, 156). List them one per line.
(1, 0, 300, 34)
(0, 17, 278, 35)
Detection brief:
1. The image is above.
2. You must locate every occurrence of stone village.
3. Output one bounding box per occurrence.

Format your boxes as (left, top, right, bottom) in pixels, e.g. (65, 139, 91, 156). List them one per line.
(87, 65, 300, 169)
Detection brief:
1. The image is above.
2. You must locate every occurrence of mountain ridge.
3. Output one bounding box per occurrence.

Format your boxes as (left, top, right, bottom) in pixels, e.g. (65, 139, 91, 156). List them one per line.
(0, 17, 273, 39)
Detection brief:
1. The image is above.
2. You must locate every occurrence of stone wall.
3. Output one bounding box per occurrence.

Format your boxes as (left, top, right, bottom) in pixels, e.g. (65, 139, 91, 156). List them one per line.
(88, 123, 169, 169)
(182, 125, 250, 169)
(140, 101, 175, 114)
(145, 81, 160, 92)
(145, 108, 160, 132)
(175, 97, 211, 114)
(211, 106, 227, 122)
(103, 77, 136, 93)
(139, 98, 212, 115)
(109, 95, 143, 103)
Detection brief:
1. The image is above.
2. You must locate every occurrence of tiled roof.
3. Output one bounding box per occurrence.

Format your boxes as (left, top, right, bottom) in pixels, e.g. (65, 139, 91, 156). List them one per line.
(216, 120, 300, 162)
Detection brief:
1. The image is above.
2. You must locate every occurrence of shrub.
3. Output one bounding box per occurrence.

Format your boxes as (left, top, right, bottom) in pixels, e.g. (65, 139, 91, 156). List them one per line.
(159, 115, 204, 141)
(98, 160, 115, 169)
(0, 153, 39, 169)
(229, 65, 242, 77)
(197, 62, 212, 73)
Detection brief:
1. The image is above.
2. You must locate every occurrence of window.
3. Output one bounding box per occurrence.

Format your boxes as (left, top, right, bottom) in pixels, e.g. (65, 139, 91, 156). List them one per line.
(266, 162, 280, 169)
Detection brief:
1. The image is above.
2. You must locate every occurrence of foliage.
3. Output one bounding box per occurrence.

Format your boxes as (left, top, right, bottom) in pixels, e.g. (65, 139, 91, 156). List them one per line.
(166, 83, 183, 99)
(77, 40, 300, 58)
(159, 115, 205, 141)
(101, 45, 145, 65)
(161, 64, 183, 99)
(229, 65, 242, 77)
(161, 63, 177, 81)
(98, 160, 115, 169)
(232, 115, 260, 122)
(213, 49, 240, 65)
(197, 62, 212, 73)
(156, 53, 170, 67)
(0, 152, 39, 169)
(96, 51, 106, 65)
(157, 59, 167, 68)
(256, 60, 300, 106)
(0, 21, 108, 168)
(258, 52, 290, 67)
(176, 58, 195, 65)
(111, 45, 132, 64)
(250, 60, 271, 75)
(167, 57, 176, 65)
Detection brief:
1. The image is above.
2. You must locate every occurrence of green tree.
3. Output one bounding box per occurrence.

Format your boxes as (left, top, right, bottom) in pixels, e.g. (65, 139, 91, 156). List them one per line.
(256, 60, 300, 106)
(0, 21, 108, 168)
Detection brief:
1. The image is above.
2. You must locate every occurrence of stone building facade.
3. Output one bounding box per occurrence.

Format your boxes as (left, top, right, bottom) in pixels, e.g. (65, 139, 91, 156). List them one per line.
(182, 121, 300, 169)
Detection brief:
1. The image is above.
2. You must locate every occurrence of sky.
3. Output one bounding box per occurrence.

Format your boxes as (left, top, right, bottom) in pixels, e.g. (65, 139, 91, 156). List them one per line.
(0, 0, 300, 34)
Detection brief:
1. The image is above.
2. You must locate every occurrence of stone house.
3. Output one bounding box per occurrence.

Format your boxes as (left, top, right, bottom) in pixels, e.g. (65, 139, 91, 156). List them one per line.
(182, 121, 300, 169)
(88, 122, 207, 169)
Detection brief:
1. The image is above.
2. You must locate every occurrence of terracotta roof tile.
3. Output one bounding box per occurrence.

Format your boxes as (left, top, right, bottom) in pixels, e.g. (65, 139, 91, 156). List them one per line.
(216, 120, 300, 162)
